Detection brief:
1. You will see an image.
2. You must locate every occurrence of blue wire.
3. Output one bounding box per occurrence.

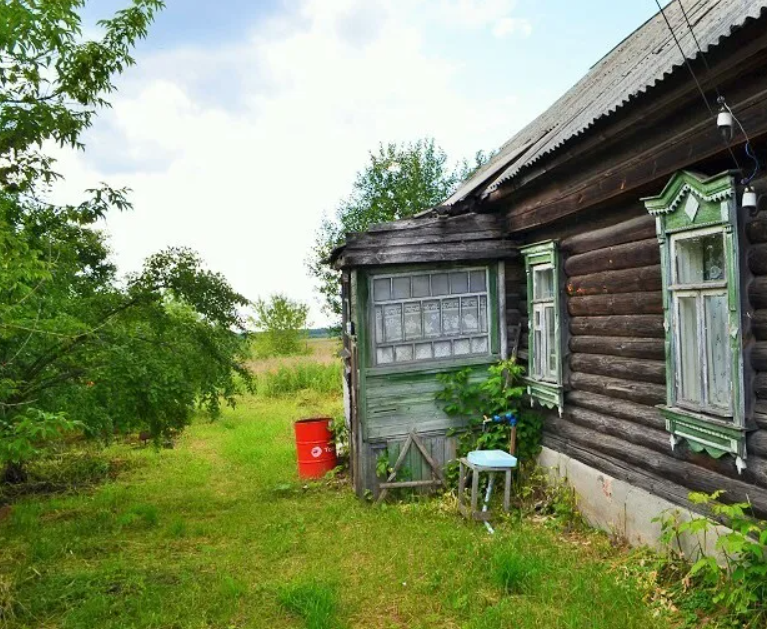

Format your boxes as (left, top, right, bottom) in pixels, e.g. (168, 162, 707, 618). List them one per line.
(743, 142, 760, 185)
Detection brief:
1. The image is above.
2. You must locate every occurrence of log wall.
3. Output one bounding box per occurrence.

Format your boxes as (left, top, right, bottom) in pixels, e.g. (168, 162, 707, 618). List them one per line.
(515, 210, 767, 519)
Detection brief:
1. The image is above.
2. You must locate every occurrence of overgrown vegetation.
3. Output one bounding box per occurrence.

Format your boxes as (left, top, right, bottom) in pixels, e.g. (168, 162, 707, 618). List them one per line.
(307, 139, 492, 320)
(652, 491, 767, 628)
(251, 294, 310, 358)
(0, 0, 252, 483)
(436, 359, 543, 487)
(253, 363, 342, 398)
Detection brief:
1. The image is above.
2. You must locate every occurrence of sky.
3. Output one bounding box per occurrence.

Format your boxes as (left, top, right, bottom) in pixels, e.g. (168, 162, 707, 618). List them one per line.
(52, 0, 661, 327)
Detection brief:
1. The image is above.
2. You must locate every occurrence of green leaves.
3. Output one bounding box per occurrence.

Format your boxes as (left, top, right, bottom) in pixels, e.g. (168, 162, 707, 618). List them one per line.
(251, 294, 310, 358)
(307, 140, 493, 320)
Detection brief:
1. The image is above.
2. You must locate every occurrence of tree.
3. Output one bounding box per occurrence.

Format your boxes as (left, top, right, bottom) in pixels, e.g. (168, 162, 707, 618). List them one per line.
(0, 1, 252, 480)
(252, 294, 310, 357)
(307, 139, 491, 320)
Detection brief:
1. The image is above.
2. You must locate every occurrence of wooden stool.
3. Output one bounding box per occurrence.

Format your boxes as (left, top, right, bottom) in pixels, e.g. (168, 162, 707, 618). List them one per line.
(458, 450, 517, 522)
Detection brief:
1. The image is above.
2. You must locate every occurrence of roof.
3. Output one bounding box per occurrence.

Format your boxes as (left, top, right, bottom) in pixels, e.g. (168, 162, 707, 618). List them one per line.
(445, 0, 767, 208)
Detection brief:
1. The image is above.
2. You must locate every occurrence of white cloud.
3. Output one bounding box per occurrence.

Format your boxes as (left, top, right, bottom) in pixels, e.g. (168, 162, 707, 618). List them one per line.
(52, 0, 538, 326)
(492, 16, 533, 38)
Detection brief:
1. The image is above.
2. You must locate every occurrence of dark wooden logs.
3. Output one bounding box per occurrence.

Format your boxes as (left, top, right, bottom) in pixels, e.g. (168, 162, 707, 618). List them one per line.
(748, 430, 767, 458)
(755, 373, 767, 400)
(567, 265, 662, 296)
(570, 354, 666, 385)
(749, 277, 767, 310)
(544, 415, 767, 512)
(568, 293, 663, 316)
(560, 215, 657, 255)
(747, 217, 767, 245)
(566, 390, 665, 430)
(569, 372, 666, 406)
(569, 336, 665, 360)
(751, 310, 767, 341)
(748, 243, 767, 275)
(751, 342, 767, 371)
(566, 406, 669, 451)
(564, 238, 660, 276)
(570, 315, 664, 338)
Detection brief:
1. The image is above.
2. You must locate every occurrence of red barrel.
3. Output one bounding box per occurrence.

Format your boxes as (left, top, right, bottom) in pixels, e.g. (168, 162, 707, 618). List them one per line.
(294, 417, 337, 479)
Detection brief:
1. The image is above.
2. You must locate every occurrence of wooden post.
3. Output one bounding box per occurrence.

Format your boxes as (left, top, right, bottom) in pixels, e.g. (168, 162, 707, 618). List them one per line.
(509, 424, 517, 456)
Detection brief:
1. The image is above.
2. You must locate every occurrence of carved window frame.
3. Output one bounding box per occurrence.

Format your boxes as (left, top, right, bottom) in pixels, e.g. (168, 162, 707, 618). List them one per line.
(521, 241, 564, 414)
(642, 171, 750, 472)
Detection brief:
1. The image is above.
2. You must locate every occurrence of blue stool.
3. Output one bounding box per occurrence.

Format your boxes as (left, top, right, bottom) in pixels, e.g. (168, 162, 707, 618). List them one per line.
(457, 414, 518, 528)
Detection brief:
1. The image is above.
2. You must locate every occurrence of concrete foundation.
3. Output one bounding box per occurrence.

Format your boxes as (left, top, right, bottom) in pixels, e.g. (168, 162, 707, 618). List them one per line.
(539, 447, 729, 556)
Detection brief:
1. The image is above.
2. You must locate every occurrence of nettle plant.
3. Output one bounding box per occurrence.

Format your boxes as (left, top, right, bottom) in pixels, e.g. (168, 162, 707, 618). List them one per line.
(436, 359, 543, 485)
(655, 491, 767, 627)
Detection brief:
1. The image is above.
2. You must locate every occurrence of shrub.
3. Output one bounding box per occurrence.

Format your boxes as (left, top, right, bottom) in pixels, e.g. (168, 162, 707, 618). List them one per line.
(654, 490, 767, 627)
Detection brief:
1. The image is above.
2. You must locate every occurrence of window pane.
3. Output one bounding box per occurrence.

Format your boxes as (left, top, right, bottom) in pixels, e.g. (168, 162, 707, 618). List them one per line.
(479, 296, 488, 332)
(677, 296, 702, 404)
(471, 337, 488, 354)
(383, 304, 403, 342)
(404, 302, 422, 339)
(705, 294, 731, 411)
(454, 339, 471, 355)
(533, 309, 543, 379)
(377, 347, 394, 364)
(394, 345, 413, 362)
(412, 275, 430, 298)
(415, 343, 433, 360)
(545, 305, 557, 380)
(461, 296, 479, 333)
(442, 298, 460, 334)
(375, 306, 383, 343)
(392, 276, 411, 300)
(450, 272, 469, 294)
(534, 267, 554, 300)
(374, 278, 391, 302)
(431, 273, 449, 295)
(423, 300, 441, 337)
(434, 341, 452, 358)
(675, 233, 725, 284)
(470, 270, 486, 292)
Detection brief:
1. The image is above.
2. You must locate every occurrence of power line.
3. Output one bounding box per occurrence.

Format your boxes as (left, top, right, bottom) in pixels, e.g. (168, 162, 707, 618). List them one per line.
(653, 0, 744, 173)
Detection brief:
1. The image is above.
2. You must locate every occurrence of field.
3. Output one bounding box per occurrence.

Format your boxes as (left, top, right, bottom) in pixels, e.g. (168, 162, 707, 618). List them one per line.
(0, 343, 673, 629)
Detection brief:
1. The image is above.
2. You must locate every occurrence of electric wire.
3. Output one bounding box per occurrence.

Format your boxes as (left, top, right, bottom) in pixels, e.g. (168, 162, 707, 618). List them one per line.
(653, 0, 744, 174)
(678, 0, 759, 181)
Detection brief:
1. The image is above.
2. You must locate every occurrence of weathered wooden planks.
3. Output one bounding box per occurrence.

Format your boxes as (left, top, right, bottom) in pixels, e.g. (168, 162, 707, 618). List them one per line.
(570, 353, 665, 385)
(569, 371, 666, 406)
(569, 336, 664, 360)
(560, 215, 657, 255)
(566, 390, 665, 430)
(570, 315, 665, 338)
(568, 293, 663, 316)
(564, 238, 660, 276)
(567, 265, 663, 296)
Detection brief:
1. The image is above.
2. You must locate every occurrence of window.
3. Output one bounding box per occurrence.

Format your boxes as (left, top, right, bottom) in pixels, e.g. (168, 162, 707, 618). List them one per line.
(642, 170, 748, 471)
(521, 242, 563, 412)
(370, 268, 492, 365)
(670, 229, 731, 415)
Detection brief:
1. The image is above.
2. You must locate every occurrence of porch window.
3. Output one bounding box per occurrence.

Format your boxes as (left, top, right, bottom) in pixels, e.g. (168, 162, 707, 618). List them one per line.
(642, 170, 748, 471)
(370, 268, 492, 365)
(521, 242, 564, 412)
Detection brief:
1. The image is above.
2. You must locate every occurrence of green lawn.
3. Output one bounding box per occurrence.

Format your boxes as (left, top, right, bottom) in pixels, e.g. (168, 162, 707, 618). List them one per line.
(0, 391, 672, 629)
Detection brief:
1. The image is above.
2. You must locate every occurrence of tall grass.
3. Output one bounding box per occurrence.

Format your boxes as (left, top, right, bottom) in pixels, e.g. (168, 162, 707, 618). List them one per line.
(254, 362, 342, 398)
(277, 580, 344, 629)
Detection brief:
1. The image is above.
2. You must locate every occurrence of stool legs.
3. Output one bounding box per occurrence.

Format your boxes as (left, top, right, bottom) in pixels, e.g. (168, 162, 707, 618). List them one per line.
(470, 465, 480, 514)
(504, 469, 512, 512)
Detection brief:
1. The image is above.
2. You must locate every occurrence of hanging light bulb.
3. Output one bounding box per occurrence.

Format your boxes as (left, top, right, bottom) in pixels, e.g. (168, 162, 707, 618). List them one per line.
(742, 185, 758, 213)
(718, 103, 734, 143)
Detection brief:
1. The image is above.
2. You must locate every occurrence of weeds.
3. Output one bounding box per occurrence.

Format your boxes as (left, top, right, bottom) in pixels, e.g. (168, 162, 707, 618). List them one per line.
(254, 363, 342, 398)
(277, 580, 344, 629)
(492, 551, 542, 595)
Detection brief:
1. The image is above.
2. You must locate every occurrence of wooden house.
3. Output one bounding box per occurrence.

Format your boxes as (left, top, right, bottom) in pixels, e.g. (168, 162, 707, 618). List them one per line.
(331, 1, 767, 539)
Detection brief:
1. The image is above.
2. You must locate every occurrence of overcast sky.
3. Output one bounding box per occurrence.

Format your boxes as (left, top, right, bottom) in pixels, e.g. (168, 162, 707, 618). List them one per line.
(53, 0, 659, 327)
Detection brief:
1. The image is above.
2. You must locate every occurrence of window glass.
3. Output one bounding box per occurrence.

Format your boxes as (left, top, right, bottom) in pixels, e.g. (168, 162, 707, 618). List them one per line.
(371, 268, 492, 365)
(677, 295, 701, 404)
(675, 232, 725, 284)
(545, 306, 557, 379)
(705, 294, 731, 410)
(534, 267, 554, 300)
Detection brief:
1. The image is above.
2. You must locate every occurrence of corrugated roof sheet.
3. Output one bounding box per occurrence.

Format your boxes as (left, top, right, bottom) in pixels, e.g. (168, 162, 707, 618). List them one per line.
(445, 0, 767, 207)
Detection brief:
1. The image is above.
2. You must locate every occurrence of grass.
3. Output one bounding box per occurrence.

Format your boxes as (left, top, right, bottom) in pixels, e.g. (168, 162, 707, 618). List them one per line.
(0, 346, 675, 628)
